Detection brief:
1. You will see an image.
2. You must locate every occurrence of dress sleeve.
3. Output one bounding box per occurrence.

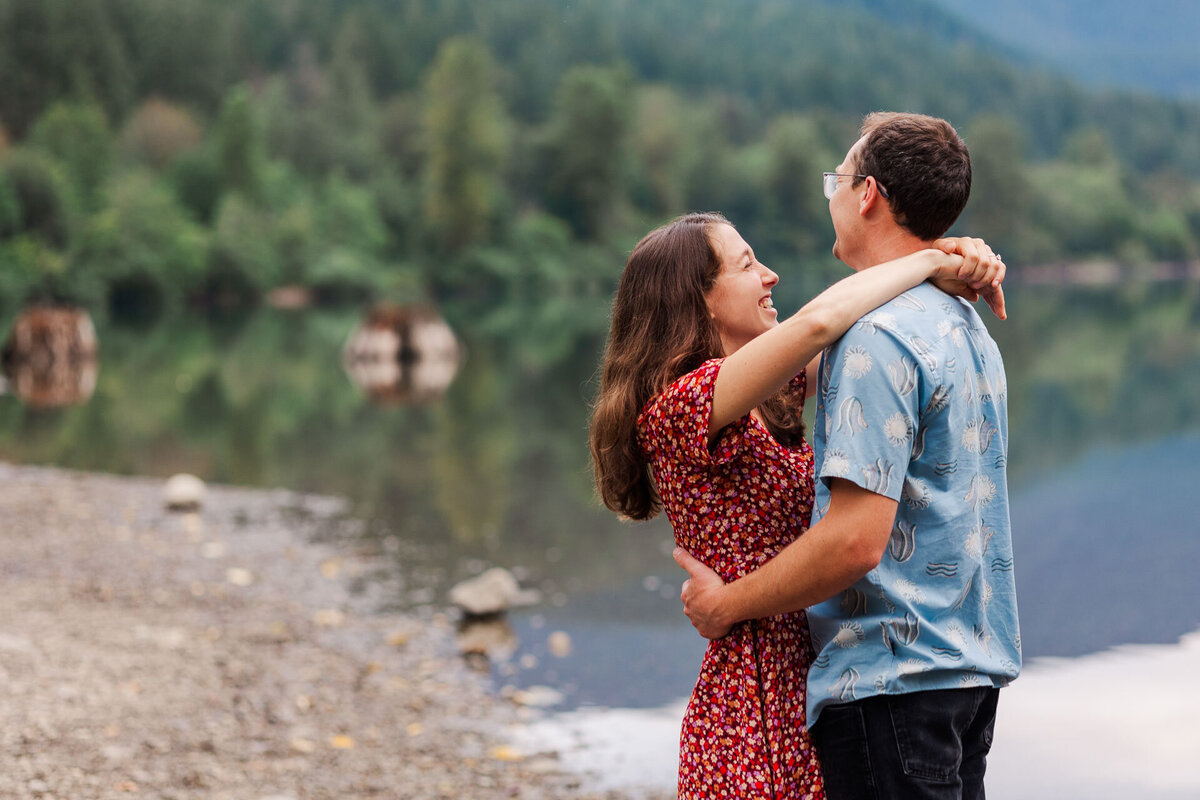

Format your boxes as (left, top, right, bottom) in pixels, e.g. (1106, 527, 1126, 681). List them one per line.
(791, 366, 808, 406)
(816, 326, 924, 502)
(637, 359, 751, 467)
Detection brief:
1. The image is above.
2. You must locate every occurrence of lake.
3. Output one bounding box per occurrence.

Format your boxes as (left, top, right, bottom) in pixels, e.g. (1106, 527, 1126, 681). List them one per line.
(2, 280, 1199, 797)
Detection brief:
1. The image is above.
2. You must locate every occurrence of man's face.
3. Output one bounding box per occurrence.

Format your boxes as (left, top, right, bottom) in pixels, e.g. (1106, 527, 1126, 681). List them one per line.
(828, 136, 868, 269)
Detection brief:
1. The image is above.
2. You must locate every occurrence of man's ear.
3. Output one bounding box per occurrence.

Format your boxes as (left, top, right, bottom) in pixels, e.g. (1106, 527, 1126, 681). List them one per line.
(859, 177, 885, 215)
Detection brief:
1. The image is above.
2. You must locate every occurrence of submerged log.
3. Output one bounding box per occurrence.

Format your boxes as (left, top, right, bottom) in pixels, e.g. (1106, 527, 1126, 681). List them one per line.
(342, 304, 461, 405)
(0, 307, 98, 408)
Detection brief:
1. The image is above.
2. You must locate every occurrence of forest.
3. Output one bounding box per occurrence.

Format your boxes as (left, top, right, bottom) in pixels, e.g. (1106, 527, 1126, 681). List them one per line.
(3, 0, 1200, 333)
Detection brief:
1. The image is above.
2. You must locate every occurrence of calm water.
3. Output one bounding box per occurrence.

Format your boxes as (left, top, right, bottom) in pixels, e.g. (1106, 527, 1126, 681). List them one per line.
(3, 281, 1200, 795)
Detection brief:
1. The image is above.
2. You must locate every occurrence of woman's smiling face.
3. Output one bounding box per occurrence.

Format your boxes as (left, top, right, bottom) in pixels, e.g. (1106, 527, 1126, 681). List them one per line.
(704, 223, 780, 355)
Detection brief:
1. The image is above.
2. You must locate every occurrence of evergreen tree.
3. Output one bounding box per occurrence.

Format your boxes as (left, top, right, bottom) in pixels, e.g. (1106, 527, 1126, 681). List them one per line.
(216, 86, 266, 203)
(542, 64, 633, 240)
(29, 102, 114, 209)
(422, 37, 510, 253)
(962, 115, 1033, 259)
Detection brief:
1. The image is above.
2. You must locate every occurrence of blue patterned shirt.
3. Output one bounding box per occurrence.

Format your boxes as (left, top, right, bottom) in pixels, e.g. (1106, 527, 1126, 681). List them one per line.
(806, 282, 1021, 727)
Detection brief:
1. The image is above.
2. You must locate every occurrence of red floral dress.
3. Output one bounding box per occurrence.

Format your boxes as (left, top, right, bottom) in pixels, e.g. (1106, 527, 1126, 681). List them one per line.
(638, 359, 824, 800)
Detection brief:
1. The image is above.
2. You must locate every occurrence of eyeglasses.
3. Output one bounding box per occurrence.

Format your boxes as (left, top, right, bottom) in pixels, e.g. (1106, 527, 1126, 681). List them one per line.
(823, 172, 890, 200)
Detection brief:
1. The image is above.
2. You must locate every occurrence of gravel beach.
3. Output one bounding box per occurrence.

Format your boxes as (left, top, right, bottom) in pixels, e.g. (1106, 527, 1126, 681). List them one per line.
(0, 462, 671, 800)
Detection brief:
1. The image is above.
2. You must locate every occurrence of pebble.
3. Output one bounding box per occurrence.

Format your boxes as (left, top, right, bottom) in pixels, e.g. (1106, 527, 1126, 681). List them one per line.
(547, 630, 572, 658)
(163, 473, 206, 511)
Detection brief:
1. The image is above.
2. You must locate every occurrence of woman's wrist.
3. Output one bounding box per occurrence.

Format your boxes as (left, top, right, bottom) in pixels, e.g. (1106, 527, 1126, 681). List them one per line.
(926, 248, 962, 280)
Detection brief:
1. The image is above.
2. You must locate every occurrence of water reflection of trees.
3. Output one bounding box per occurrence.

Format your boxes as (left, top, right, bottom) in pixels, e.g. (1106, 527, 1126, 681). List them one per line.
(1, 284, 1197, 592)
(992, 283, 1200, 484)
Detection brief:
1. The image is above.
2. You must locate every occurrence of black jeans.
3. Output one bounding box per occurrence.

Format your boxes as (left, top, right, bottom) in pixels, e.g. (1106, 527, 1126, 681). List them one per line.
(811, 687, 999, 800)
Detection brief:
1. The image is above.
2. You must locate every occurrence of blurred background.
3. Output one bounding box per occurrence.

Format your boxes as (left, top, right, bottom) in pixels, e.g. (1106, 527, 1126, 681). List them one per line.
(1, 1, 1198, 797)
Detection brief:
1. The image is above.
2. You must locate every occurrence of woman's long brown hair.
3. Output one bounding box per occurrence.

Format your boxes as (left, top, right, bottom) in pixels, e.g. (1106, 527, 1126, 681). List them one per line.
(588, 213, 805, 520)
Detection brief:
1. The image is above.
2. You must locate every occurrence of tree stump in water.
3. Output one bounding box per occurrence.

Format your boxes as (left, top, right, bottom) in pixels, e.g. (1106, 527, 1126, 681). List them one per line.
(342, 305, 460, 405)
(1, 307, 99, 408)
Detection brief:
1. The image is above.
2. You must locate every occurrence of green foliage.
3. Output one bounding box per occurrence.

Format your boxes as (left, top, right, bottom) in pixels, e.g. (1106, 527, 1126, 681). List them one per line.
(379, 94, 425, 180)
(629, 86, 689, 217)
(0, 165, 21, 237)
(168, 148, 223, 224)
(108, 0, 236, 114)
(761, 115, 833, 255)
(2, 0, 1200, 320)
(257, 38, 383, 181)
(541, 64, 633, 240)
(209, 193, 281, 293)
(442, 212, 618, 371)
(306, 175, 390, 296)
(0, 236, 69, 306)
(1, 148, 76, 250)
(28, 102, 113, 208)
(216, 86, 266, 202)
(1135, 208, 1194, 261)
(422, 37, 510, 253)
(0, 0, 133, 137)
(74, 170, 208, 313)
(960, 115, 1034, 259)
(1029, 140, 1137, 257)
(318, 175, 388, 256)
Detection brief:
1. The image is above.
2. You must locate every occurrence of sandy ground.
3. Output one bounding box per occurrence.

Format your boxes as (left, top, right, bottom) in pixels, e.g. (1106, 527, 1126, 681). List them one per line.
(0, 462, 665, 800)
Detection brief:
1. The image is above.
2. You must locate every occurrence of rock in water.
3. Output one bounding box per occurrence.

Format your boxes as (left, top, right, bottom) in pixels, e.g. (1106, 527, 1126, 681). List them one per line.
(456, 616, 518, 661)
(341, 304, 461, 406)
(448, 567, 541, 616)
(1, 306, 99, 408)
(164, 474, 206, 511)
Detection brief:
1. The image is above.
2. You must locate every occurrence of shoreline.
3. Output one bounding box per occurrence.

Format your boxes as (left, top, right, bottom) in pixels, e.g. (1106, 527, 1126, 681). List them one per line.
(0, 461, 656, 799)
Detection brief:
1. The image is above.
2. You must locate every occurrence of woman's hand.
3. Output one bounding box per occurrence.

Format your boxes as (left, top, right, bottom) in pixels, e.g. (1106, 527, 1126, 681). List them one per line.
(931, 237, 1007, 320)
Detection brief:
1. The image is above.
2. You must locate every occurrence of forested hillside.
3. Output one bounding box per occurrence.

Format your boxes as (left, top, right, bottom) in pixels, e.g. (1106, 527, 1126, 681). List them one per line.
(2, 0, 1199, 334)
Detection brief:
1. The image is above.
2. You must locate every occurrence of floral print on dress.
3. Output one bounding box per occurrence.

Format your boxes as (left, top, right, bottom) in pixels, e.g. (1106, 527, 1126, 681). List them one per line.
(638, 359, 825, 800)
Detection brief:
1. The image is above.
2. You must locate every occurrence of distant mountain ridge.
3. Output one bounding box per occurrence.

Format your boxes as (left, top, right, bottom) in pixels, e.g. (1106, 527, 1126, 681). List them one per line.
(930, 0, 1200, 98)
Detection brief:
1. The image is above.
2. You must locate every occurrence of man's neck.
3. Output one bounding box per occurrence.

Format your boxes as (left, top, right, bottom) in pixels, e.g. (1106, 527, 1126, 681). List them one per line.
(846, 228, 932, 272)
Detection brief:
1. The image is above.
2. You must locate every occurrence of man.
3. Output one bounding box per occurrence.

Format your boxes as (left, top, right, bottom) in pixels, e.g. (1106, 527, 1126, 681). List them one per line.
(673, 112, 1020, 799)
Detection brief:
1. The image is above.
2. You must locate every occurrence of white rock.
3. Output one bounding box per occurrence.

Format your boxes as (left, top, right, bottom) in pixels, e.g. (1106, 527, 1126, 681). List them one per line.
(226, 568, 254, 587)
(164, 473, 206, 511)
(448, 567, 542, 616)
(0, 633, 36, 654)
(511, 685, 565, 708)
(547, 631, 572, 658)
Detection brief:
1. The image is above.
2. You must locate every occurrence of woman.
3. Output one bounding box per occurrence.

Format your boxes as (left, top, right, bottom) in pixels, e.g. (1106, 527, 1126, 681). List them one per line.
(588, 212, 1002, 799)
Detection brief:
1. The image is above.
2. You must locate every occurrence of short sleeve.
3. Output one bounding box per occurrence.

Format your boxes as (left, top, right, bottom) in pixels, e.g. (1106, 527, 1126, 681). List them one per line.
(790, 367, 808, 406)
(637, 359, 751, 467)
(817, 327, 923, 501)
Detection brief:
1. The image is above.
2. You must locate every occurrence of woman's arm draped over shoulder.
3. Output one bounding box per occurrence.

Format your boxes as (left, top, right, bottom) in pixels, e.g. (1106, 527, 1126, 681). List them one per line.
(708, 245, 1000, 441)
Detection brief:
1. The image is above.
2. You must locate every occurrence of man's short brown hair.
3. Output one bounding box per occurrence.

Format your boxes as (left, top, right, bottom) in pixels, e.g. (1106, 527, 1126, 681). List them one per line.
(852, 112, 971, 241)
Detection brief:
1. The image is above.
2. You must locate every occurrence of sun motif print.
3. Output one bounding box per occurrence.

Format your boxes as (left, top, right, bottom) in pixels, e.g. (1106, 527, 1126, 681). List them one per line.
(806, 283, 1021, 728)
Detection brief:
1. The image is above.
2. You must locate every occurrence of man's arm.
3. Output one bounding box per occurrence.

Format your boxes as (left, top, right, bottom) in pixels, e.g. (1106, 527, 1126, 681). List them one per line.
(674, 478, 897, 639)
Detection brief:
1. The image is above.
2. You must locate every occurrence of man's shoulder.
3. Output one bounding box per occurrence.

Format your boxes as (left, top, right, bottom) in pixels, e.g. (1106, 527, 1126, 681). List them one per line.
(872, 282, 959, 324)
(838, 284, 947, 350)
(866, 284, 996, 344)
